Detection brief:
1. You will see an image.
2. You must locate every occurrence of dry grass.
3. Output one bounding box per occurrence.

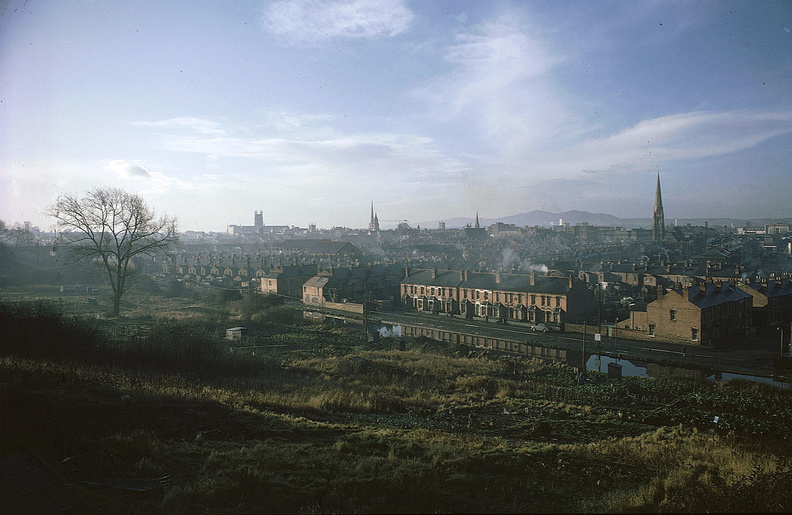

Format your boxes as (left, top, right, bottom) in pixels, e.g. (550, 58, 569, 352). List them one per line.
(2, 296, 792, 513)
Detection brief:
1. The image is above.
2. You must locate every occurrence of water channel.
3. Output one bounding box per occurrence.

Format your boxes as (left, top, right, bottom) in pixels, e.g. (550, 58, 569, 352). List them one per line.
(371, 318, 789, 388)
(305, 311, 789, 388)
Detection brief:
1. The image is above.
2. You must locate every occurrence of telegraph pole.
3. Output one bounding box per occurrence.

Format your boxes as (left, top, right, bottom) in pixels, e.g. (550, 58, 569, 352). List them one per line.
(582, 320, 587, 375)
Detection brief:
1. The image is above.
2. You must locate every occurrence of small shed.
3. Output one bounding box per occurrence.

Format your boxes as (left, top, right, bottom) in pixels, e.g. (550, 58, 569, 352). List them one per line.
(225, 327, 247, 342)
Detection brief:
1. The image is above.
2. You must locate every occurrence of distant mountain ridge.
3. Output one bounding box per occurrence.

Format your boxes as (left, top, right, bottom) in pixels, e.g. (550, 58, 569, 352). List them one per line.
(429, 210, 791, 230)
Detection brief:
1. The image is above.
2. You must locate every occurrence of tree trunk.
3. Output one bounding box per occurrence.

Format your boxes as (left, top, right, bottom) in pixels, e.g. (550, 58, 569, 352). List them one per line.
(112, 262, 124, 317)
(112, 293, 122, 317)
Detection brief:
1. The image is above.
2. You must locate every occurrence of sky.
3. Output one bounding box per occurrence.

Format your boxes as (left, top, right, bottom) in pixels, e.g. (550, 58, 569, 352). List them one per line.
(1, 0, 791, 232)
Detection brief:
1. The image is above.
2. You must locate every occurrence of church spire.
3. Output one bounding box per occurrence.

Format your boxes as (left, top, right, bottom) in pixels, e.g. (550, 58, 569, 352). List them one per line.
(368, 201, 380, 232)
(652, 173, 665, 242)
(475, 212, 480, 229)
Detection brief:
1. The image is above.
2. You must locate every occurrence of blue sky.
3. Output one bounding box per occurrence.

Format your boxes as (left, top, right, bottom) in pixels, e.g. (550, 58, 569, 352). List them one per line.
(1, 0, 791, 231)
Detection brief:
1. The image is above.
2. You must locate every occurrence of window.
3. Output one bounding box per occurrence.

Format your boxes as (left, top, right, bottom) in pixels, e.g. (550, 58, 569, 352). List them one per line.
(691, 328, 699, 341)
(648, 324, 656, 336)
(670, 309, 677, 321)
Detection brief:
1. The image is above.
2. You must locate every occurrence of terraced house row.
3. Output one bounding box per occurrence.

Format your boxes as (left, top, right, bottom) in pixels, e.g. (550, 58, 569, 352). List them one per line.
(400, 268, 596, 327)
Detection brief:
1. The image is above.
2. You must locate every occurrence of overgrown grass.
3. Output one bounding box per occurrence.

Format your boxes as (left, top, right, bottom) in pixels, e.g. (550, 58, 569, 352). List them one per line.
(1, 300, 791, 513)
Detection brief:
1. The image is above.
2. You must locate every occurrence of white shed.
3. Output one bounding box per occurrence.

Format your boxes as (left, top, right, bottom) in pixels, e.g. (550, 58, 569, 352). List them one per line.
(225, 327, 247, 341)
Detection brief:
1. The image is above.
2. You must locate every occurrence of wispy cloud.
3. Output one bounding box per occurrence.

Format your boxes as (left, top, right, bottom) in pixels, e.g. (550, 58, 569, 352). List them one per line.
(532, 109, 792, 180)
(415, 10, 572, 155)
(262, 0, 414, 44)
(135, 113, 469, 191)
(130, 117, 226, 136)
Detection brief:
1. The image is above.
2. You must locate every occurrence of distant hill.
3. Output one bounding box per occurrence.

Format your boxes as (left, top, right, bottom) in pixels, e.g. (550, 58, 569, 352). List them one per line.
(429, 211, 792, 230)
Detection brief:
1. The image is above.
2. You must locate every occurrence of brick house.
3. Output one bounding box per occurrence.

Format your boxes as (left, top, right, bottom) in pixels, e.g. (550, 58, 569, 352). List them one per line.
(400, 268, 595, 327)
(260, 264, 318, 299)
(301, 264, 405, 313)
(738, 278, 792, 334)
(302, 274, 335, 307)
(630, 282, 753, 346)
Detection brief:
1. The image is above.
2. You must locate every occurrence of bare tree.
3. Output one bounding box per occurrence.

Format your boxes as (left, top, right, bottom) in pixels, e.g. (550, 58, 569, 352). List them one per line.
(0, 220, 36, 246)
(48, 188, 178, 316)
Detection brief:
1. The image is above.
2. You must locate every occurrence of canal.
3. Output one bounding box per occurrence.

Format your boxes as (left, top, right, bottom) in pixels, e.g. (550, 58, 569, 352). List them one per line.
(306, 311, 790, 388)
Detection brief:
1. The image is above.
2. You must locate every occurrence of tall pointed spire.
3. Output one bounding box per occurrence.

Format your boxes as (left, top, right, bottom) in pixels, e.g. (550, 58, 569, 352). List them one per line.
(368, 201, 380, 232)
(475, 212, 480, 229)
(652, 173, 665, 242)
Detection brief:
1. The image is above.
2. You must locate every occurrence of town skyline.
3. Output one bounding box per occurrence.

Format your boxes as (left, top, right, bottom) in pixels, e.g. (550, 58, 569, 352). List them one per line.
(2, 1, 791, 232)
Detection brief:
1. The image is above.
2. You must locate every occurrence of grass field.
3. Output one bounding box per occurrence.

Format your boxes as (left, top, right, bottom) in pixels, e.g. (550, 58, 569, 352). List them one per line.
(1, 287, 791, 513)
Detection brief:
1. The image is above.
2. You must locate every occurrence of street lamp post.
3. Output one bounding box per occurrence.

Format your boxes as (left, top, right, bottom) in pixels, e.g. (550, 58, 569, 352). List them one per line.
(780, 326, 786, 357)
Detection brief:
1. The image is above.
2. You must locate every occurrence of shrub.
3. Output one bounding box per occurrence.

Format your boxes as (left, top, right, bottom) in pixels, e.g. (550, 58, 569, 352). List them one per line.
(0, 301, 102, 361)
(251, 305, 303, 326)
(240, 293, 284, 318)
(204, 287, 243, 305)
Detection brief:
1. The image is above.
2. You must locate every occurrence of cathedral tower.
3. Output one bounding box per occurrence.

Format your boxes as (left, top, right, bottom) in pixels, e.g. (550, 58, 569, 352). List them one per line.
(652, 173, 665, 242)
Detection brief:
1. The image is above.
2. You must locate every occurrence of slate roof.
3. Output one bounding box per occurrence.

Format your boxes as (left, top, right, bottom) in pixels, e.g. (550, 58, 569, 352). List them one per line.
(744, 279, 792, 299)
(678, 283, 752, 309)
(402, 269, 574, 294)
(278, 240, 361, 255)
(304, 276, 332, 289)
(402, 269, 464, 287)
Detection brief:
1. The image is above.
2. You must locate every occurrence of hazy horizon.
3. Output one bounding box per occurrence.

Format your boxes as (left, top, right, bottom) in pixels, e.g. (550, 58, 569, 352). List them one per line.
(2, 1, 791, 232)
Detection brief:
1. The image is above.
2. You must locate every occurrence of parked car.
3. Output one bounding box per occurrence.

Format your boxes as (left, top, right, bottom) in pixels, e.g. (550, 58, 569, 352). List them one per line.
(529, 323, 556, 332)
